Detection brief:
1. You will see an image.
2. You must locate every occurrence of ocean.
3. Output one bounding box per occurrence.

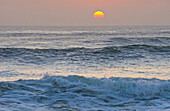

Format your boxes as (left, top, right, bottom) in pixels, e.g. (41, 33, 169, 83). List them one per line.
(0, 26, 170, 111)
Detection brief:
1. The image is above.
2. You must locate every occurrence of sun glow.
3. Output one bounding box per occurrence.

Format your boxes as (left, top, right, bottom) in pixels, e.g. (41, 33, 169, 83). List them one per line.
(93, 11, 104, 18)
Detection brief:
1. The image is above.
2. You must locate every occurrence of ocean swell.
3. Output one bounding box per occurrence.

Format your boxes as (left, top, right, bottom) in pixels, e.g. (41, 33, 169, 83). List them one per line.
(0, 44, 169, 56)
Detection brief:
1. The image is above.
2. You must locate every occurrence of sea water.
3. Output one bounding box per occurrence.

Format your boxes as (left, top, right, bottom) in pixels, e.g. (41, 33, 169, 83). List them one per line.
(0, 26, 169, 110)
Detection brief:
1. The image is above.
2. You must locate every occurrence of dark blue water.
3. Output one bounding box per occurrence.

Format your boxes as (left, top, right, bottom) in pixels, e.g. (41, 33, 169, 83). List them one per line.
(0, 26, 170, 110)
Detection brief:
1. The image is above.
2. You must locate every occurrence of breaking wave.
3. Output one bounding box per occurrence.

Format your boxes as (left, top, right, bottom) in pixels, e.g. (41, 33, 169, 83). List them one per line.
(0, 75, 169, 110)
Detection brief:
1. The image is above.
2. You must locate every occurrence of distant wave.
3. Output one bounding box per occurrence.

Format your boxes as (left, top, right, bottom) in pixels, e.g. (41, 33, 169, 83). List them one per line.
(121, 44, 170, 52)
(0, 44, 169, 55)
(0, 75, 169, 110)
(0, 44, 169, 65)
(0, 31, 120, 37)
(1, 30, 169, 37)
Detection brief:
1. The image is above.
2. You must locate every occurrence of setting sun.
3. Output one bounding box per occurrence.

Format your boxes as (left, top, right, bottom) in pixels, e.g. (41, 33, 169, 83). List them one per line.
(93, 11, 104, 18)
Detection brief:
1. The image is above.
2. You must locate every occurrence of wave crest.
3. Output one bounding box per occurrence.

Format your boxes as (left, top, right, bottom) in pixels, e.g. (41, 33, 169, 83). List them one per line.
(0, 75, 169, 110)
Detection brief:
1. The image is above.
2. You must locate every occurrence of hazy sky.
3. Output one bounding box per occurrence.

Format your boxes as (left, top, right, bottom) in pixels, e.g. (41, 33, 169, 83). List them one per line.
(0, 0, 170, 26)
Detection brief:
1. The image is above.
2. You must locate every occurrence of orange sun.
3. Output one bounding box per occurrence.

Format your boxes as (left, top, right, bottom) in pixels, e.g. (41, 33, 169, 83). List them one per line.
(93, 11, 104, 18)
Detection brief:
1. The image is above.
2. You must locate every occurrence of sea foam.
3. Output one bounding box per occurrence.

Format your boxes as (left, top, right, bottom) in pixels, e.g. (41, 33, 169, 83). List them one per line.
(0, 75, 169, 111)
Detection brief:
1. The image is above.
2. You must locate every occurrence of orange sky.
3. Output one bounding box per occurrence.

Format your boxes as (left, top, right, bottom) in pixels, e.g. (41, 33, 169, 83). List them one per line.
(0, 0, 170, 26)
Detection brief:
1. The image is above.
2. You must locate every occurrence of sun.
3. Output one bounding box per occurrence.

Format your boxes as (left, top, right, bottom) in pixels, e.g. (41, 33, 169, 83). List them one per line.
(93, 11, 104, 18)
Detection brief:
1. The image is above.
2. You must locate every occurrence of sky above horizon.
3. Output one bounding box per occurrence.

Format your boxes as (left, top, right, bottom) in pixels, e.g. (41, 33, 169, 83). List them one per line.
(0, 0, 170, 26)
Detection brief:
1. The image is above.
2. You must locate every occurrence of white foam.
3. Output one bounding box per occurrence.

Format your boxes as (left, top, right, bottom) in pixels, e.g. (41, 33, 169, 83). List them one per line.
(0, 75, 169, 111)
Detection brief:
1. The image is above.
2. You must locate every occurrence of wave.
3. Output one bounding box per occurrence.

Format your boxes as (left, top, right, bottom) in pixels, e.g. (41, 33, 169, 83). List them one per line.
(0, 75, 169, 110)
(1, 30, 169, 37)
(0, 44, 169, 55)
(0, 44, 169, 64)
(121, 44, 170, 52)
(0, 31, 120, 37)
